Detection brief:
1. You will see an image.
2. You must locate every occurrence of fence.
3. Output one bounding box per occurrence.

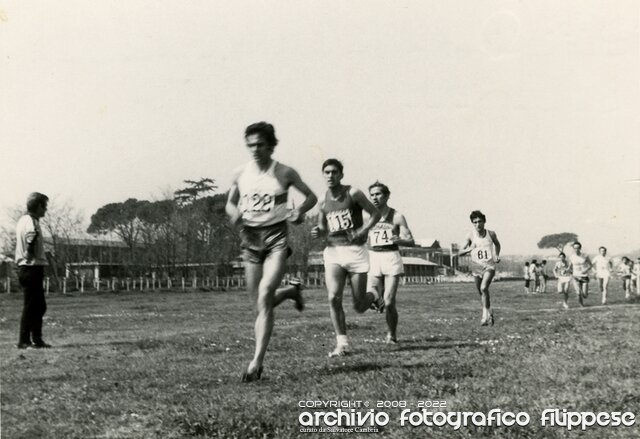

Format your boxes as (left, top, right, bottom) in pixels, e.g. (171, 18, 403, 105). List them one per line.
(2, 273, 449, 294)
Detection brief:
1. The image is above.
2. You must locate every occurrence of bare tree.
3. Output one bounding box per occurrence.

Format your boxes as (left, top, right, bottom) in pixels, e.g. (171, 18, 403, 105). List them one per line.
(40, 197, 85, 283)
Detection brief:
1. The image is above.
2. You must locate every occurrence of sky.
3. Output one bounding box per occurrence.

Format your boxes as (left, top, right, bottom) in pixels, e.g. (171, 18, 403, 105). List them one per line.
(1, 1, 639, 255)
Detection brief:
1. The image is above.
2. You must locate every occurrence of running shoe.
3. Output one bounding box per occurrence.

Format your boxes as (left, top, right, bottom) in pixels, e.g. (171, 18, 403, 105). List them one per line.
(289, 277, 305, 312)
(241, 366, 263, 383)
(370, 296, 385, 313)
(385, 334, 398, 345)
(328, 344, 351, 358)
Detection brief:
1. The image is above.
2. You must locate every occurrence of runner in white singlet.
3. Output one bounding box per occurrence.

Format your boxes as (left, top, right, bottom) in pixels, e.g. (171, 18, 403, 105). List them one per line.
(618, 256, 632, 299)
(457, 210, 501, 326)
(226, 122, 317, 382)
(366, 181, 415, 344)
(569, 241, 592, 307)
(592, 246, 612, 304)
(553, 252, 572, 309)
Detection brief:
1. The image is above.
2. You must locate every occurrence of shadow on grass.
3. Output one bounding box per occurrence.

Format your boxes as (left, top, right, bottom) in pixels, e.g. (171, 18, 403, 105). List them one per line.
(54, 339, 166, 350)
(319, 362, 385, 375)
(394, 340, 479, 352)
(319, 359, 477, 377)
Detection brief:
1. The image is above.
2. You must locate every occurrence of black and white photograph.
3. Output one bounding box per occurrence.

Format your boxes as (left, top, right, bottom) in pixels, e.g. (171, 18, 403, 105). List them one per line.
(1, 1, 639, 438)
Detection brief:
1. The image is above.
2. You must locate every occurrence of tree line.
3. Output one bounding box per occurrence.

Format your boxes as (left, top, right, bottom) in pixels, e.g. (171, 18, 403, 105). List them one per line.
(1, 178, 322, 281)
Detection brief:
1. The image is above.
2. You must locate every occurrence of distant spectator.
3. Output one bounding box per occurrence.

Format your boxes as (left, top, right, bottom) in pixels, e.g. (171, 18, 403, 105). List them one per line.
(539, 260, 548, 293)
(633, 258, 640, 297)
(523, 262, 531, 294)
(530, 259, 539, 293)
(15, 192, 51, 349)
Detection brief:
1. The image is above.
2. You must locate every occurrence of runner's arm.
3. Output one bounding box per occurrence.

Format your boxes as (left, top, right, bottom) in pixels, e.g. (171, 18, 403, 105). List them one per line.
(225, 172, 242, 227)
(284, 167, 317, 223)
(489, 230, 501, 262)
(350, 188, 381, 242)
(392, 213, 415, 247)
(311, 198, 327, 239)
(457, 235, 474, 257)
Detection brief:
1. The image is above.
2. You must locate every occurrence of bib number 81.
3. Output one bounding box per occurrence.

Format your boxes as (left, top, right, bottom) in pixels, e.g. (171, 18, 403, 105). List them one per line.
(476, 249, 490, 260)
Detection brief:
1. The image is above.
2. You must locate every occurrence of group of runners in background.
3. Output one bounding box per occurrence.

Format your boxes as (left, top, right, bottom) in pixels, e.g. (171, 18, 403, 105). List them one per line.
(226, 122, 502, 382)
(524, 245, 640, 308)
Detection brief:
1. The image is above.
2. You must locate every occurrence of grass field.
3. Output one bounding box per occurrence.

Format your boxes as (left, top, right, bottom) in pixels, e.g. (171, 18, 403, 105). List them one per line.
(1, 280, 639, 438)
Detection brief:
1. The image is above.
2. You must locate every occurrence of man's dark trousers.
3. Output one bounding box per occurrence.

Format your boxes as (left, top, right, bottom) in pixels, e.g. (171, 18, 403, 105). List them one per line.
(18, 265, 46, 345)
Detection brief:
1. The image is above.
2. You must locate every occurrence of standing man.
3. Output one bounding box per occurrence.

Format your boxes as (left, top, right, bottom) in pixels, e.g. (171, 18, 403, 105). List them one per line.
(226, 122, 317, 382)
(523, 262, 531, 294)
(592, 246, 612, 304)
(366, 181, 415, 344)
(457, 211, 501, 326)
(539, 260, 548, 293)
(312, 159, 381, 357)
(15, 192, 51, 349)
(569, 241, 592, 307)
(553, 252, 572, 309)
(530, 260, 540, 293)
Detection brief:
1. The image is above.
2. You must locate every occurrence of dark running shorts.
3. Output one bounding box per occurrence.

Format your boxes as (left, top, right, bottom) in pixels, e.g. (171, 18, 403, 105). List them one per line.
(240, 221, 292, 264)
(573, 276, 590, 284)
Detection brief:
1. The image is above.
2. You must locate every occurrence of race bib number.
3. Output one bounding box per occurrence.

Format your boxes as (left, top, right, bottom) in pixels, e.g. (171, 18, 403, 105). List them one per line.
(473, 248, 493, 262)
(326, 209, 354, 233)
(556, 264, 570, 276)
(369, 224, 395, 246)
(240, 193, 274, 213)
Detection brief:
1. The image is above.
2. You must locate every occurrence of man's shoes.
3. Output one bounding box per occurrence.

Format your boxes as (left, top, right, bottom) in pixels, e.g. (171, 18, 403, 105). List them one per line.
(17, 342, 33, 349)
(385, 334, 398, 345)
(32, 341, 52, 348)
(241, 366, 263, 383)
(328, 344, 351, 358)
(371, 297, 385, 313)
(289, 277, 305, 312)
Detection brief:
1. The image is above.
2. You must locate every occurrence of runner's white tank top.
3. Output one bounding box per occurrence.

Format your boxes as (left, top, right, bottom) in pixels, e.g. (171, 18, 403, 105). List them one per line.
(471, 230, 495, 266)
(570, 254, 590, 277)
(237, 160, 288, 227)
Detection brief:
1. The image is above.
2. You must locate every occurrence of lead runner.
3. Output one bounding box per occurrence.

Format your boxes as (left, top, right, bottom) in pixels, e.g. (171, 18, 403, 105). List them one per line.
(226, 122, 317, 382)
(457, 210, 501, 326)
